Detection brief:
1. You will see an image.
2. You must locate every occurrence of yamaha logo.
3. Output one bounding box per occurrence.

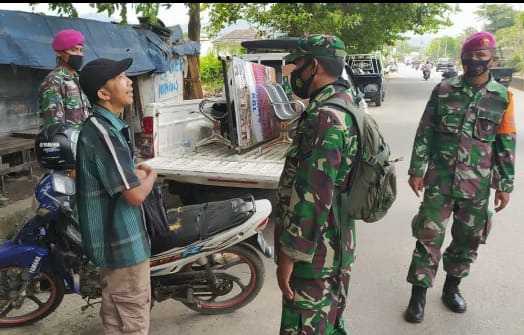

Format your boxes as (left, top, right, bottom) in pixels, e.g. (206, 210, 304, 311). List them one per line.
(39, 142, 59, 148)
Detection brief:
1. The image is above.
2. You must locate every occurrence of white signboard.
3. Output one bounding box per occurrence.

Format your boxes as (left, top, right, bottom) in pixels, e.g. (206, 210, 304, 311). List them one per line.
(152, 57, 185, 102)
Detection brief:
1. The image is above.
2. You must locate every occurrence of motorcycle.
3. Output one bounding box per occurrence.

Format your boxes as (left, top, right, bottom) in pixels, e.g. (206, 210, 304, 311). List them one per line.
(423, 69, 431, 80)
(0, 170, 273, 328)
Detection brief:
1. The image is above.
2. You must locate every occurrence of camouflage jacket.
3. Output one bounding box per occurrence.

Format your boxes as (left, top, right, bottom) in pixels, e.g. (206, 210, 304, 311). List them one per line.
(39, 66, 91, 131)
(408, 75, 516, 199)
(275, 82, 359, 279)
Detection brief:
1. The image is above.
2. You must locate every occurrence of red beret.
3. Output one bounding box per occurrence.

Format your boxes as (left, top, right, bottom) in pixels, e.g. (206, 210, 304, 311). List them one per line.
(52, 29, 84, 51)
(461, 31, 496, 55)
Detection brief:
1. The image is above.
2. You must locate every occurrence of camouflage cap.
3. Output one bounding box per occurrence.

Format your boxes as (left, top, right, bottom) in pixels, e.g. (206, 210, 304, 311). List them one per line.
(284, 34, 347, 62)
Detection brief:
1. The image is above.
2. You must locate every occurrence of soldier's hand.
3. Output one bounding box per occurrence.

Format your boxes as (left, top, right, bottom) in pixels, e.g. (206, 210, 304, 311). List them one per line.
(276, 252, 294, 300)
(494, 190, 510, 212)
(408, 175, 424, 197)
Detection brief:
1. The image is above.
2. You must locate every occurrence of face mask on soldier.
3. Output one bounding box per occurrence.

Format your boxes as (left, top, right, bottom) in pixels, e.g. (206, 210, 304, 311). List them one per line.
(461, 58, 491, 77)
(65, 54, 84, 72)
(290, 58, 317, 99)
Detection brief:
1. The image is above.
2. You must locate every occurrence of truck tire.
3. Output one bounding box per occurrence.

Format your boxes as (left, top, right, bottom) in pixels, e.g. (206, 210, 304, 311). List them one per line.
(375, 91, 383, 106)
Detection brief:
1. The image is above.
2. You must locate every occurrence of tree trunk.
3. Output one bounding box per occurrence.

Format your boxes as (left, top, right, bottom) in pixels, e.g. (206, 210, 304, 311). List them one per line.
(185, 3, 203, 99)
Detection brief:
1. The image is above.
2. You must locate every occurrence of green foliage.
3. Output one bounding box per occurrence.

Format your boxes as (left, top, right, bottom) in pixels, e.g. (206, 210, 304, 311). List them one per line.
(199, 54, 224, 94)
(29, 2, 171, 24)
(424, 36, 461, 62)
(476, 4, 515, 32)
(204, 3, 455, 53)
(511, 55, 524, 73)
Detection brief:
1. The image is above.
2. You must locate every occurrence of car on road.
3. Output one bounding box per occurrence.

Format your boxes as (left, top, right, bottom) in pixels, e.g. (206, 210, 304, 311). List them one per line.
(436, 57, 453, 72)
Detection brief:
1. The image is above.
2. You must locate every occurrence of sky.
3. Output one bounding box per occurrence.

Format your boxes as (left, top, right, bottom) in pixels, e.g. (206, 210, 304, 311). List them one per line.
(0, 3, 520, 36)
(0, 3, 192, 26)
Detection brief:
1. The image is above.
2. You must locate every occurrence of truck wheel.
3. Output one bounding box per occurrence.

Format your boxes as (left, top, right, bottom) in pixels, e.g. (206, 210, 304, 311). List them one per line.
(375, 91, 383, 106)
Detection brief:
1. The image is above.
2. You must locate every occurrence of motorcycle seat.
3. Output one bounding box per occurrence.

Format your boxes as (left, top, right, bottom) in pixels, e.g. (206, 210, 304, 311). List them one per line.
(150, 196, 256, 254)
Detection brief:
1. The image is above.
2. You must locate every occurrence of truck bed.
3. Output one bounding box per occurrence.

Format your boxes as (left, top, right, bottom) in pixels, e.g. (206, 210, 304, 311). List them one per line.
(139, 83, 293, 191)
(143, 139, 289, 190)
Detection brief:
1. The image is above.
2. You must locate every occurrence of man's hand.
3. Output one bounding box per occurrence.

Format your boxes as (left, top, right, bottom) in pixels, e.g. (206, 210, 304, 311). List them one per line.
(494, 190, 510, 212)
(408, 175, 424, 197)
(276, 252, 294, 300)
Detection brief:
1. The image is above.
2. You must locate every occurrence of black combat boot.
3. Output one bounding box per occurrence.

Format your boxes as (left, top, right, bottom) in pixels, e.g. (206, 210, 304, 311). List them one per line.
(404, 285, 427, 323)
(442, 274, 467, 313)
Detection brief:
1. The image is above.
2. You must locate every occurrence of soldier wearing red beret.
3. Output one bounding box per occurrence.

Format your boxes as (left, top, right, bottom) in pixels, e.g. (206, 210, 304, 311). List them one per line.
(404, 31, 516, 323)
(39, 29, 91, 131)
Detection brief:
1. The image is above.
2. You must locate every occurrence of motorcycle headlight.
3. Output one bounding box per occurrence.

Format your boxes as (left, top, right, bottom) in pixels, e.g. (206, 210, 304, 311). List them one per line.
(52, 174, 75, 196)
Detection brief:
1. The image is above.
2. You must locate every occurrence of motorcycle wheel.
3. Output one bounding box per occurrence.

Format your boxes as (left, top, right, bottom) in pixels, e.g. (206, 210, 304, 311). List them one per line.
(182, 243, 265, 314)
(0, 265, 65, 327)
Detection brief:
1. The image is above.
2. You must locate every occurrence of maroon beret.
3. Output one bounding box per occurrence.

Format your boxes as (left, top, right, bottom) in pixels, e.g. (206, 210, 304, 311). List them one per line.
(52, 29, 84, 51)
(461, 31, 496, 55)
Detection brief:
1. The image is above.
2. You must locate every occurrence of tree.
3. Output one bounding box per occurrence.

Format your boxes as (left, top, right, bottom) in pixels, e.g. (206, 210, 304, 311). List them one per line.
(475, 4, 516, 33)
(29, 3, 168, 25)
(202, 3, 456, 53)
(29, 3, 456, 54)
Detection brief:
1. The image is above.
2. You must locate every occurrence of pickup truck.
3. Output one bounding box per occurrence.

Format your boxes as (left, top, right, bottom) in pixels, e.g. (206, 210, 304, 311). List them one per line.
(140, 39, 365, 205)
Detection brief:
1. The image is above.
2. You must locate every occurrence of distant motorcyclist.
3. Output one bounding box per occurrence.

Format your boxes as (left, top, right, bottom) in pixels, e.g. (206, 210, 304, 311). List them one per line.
(422, 60, 431, 80)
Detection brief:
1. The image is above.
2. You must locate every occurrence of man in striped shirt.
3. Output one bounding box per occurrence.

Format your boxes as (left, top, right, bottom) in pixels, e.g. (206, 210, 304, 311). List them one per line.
(77, 57, 157, 334)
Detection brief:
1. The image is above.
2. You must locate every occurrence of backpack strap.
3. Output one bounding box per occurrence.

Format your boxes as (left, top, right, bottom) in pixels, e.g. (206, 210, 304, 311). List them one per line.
(324, 93, 366, 138)
(323, 94, 367, 191)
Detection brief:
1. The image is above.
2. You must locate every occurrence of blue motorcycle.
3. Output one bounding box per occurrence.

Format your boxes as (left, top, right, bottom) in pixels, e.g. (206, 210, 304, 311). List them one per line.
(0, 124, 273, 328)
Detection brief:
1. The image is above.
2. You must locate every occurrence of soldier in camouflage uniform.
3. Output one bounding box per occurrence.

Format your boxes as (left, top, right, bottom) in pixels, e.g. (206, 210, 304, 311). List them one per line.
(39, 29, 91, 131)
(274, 34, 361, 335)
(404, 31, 516, 323)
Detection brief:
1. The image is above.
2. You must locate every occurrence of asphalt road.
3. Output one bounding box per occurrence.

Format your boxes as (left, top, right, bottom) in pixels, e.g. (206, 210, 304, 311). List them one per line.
(5, 64, 524, 335)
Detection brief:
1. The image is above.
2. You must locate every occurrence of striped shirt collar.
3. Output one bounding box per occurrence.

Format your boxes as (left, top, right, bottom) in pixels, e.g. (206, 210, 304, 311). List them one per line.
(92, 105, 126, 131)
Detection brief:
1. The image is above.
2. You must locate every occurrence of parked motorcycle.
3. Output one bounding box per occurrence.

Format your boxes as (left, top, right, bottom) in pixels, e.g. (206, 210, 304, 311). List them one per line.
(0, 124, 273, 328)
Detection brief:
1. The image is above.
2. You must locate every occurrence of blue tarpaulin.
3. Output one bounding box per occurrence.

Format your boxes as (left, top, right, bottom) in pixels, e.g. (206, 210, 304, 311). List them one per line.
(172, 41, 200, 56)
(0, 9, 171, 75)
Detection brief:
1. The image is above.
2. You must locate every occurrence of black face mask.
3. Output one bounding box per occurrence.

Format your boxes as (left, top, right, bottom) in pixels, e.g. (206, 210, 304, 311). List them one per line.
(290, 58, 316, 99)
(461, 58, 491, 77)
(66, 54, 84, 72)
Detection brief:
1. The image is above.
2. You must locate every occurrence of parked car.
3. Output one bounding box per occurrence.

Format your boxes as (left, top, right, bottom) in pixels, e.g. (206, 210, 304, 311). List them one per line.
(436, 57, 453, 72)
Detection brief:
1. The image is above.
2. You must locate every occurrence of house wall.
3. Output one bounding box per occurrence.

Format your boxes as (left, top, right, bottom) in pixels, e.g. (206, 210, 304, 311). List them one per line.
(0, 65, 46, 137)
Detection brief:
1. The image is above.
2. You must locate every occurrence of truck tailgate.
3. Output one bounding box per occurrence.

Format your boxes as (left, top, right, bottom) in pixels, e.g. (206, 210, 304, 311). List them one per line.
(143, 142, 288, 189)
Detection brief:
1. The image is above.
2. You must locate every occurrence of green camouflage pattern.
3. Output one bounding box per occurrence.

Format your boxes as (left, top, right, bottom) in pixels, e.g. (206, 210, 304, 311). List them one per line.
(275, 83, 359, 277)
(285, 34, 347, 62)
(279, 273, 349, 334)
(275, 83, 359, 333)
(39, 66, 91, 131)
(406, 74, 516, 288)
(406, 188, 489, 288)
(408, 75, 515, 199)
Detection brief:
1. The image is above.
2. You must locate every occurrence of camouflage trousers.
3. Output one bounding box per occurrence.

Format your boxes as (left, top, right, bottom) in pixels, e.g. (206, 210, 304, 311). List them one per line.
(279, 272, 350, 335)
(406, 189, 490, 288)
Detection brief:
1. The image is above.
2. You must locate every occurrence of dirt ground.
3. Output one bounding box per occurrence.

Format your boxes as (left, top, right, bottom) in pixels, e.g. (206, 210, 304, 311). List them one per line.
(0, 165, 43, 207)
